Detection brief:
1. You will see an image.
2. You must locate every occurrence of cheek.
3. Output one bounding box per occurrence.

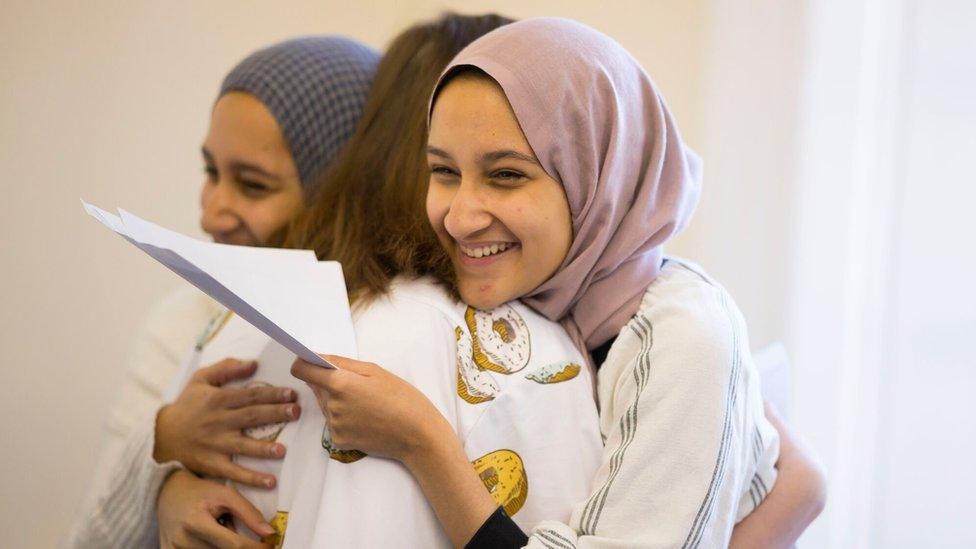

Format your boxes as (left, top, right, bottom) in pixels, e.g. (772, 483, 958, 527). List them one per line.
(247, 200, 296, 240)
(425, 185, 450, 232)
(199, 183, 212, 209)
(520, 192, 573, 272)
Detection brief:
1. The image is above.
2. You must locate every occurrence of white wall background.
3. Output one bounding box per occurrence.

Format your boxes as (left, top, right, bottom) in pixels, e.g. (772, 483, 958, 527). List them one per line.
(1, 1, 972, 547)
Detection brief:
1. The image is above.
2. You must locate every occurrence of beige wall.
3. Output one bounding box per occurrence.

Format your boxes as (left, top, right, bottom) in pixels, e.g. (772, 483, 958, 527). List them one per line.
(0, 1, 803, 546)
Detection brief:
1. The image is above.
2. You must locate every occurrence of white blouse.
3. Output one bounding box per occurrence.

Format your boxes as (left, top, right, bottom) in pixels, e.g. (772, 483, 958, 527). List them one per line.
(67, 277, 602, 548)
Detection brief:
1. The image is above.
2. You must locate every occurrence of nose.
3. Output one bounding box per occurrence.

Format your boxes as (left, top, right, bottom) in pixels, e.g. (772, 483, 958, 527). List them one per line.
(443, 179, 493, 240)
(199, 180, 241, 238)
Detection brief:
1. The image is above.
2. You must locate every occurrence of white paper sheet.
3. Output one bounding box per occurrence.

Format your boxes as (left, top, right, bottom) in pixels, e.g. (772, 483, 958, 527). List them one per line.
(83, 200, 357, 366)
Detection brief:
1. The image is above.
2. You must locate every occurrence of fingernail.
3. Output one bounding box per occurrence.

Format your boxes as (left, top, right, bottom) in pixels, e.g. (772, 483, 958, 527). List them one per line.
(259, 523, 275, 536)
(287, 404, 300, 419)
(271, 443, 286, 457)
(282, 388, 295, 400)
(263, 476, 275, 489)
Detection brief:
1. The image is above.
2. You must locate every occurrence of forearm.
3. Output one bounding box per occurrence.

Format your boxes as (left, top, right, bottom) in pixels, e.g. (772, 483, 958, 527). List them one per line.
(731, 406, 827, 548)
(729, 460, 826, 548)
(65, 424, 181, 548)
(403, 419, 498, 548)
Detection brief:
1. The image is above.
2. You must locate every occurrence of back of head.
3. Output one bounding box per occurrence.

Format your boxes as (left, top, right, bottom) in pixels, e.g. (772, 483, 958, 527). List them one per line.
(287, 13, 515, 302)
(220, 36, 380, 190)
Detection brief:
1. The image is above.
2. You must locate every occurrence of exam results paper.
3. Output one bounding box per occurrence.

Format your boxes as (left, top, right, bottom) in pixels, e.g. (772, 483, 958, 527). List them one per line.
(82, 200, 356, 367)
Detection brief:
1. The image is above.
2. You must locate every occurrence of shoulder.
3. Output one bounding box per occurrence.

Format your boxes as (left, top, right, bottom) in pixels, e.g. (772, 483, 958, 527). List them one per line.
(600, 258, 747, 389)
(130, 286, 221, 376)
(140, 286, 221, 341)
(634, 257, 742, 348)
(381, 276, 460, 319)
(354, 276, 460, 348)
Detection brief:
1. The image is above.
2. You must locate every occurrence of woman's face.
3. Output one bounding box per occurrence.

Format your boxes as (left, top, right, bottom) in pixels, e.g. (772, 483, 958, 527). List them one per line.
(426, 75, 573, 309)
(199, 92, 303, 246)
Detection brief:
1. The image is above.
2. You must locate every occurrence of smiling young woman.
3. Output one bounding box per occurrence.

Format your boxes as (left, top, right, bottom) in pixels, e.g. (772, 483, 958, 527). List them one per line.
(198, 91, 305, 247)
(66, 36, 379, 549)
(294, 17, 825, 549)
(426, 73, 573, 310)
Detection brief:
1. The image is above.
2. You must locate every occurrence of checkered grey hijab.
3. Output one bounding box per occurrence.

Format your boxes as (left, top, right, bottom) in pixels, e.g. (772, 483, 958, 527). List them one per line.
(220, 36, 379, 189)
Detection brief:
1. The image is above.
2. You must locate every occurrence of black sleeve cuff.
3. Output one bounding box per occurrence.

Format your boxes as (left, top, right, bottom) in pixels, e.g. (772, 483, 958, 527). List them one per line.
(465, 506, 529, 549)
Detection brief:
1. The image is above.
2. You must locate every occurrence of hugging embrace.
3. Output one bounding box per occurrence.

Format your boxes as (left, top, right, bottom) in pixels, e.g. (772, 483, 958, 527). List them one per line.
(70, 14, 824, 549)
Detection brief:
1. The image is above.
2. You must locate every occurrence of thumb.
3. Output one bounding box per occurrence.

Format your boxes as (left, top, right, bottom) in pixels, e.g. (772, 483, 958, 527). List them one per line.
(218, 485, 276, 539)
(196, 358, 258, 386)
(321, 354, 374, 376)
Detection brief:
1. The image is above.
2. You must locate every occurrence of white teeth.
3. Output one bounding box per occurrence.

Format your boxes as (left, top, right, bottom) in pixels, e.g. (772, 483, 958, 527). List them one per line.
(460, 243, 514, 258)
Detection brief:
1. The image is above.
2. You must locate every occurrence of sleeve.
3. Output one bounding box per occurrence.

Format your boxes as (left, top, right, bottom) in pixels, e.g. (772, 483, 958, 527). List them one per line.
(521, 283, 778, 549)
(64, 290, 211, 548)
(63, 424, 182, 549)
(465, 507, 528, 549)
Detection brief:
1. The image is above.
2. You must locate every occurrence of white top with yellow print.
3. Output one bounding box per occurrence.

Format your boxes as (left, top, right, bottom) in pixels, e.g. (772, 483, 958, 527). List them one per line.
(179, 276, 601, 548)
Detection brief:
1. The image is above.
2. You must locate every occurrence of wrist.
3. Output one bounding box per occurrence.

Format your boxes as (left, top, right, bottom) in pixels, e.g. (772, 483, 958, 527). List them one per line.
(403, 414, 461, 473)
(152, 405, 175, 464)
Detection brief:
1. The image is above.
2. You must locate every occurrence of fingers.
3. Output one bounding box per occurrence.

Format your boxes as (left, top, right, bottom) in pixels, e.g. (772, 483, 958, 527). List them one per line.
(291, 358, 339, 386)
(219, 384, 297, 409)
(189, 518, 269, 549)
(211, 458, 278, 489)
(321, 354, 375, 375)
(194, 358, 258, 387)
(219, 433, 287, 460)
(217, 485, 277, 540)
(225, 402, 300, 430)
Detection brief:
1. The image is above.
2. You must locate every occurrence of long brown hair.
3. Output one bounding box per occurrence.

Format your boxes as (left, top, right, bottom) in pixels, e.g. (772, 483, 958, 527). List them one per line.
(285, 13, 514, 304)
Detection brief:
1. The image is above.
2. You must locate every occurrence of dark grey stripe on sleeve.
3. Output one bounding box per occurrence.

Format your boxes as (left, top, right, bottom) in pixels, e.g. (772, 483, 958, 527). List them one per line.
(682, 291, 744, 549)
(755, 472, 769, 499)
(578, 315, 654, 535)
(536, 529, 576, 549)
(536, 537, 559, 549)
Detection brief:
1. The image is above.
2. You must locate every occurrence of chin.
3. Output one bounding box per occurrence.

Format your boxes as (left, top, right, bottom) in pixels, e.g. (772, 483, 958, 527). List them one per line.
(458, 280, 509, 310)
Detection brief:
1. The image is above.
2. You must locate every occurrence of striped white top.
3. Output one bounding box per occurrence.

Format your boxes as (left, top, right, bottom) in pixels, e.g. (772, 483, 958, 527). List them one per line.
(526, 258, 780, 548)
(64, 286, 219, 549)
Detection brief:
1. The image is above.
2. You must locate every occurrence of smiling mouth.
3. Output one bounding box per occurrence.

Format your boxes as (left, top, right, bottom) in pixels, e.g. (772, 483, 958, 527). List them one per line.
(458, 242, 519, 259)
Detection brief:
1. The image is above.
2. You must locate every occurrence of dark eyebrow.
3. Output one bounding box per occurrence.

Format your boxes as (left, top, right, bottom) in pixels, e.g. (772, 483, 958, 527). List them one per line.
(200, 146, 279, 180)
(230, 160, 278, 180)
(426, 146, 540, 167)
(426, 146, 453, 160)
(482, 149, 540, 166)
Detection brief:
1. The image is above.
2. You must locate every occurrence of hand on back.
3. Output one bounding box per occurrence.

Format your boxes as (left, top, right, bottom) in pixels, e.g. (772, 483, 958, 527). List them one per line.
(154, 358, 300, 488)
(158, 469, 274, 549)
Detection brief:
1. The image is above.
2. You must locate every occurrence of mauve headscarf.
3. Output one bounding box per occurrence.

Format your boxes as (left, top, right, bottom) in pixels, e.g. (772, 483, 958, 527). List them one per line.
(432, 17, 703, 351)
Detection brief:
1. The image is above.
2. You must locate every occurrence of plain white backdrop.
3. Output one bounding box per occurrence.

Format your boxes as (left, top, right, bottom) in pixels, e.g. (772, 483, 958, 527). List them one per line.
(1, 1, 972, 547)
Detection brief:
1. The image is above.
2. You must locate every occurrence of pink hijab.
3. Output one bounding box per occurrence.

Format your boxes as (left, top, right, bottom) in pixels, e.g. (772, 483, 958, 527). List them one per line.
(432, 17, 702, 352)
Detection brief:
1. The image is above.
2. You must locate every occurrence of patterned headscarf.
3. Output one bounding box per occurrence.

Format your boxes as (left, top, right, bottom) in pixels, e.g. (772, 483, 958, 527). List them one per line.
(433, 18, 703, 351)
(220, 36, 379, 189)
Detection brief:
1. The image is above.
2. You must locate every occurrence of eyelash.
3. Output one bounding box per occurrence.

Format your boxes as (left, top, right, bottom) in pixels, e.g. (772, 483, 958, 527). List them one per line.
(491, 169, 525, 181)
(203, 167, 270, 195)
(429, 166, 526, 186)
(430, 165, 458, 177)
(239, 180, 270, 195)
